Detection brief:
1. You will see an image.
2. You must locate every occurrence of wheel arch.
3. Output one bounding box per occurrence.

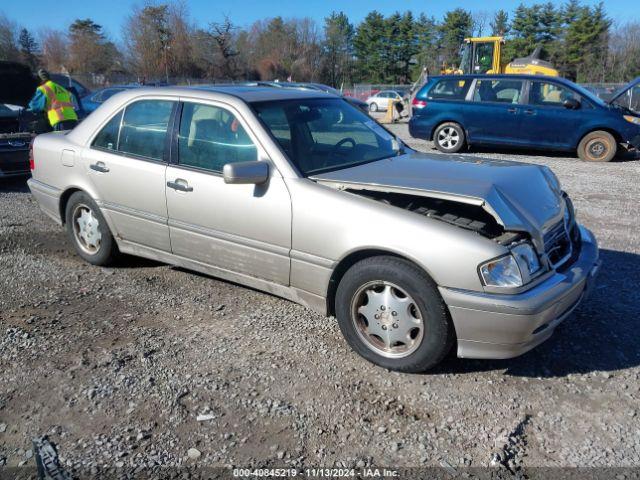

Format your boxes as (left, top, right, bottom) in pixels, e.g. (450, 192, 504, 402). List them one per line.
(575, 127, 622, 149)
(325, 248, 439, 317)
(59, 187, 84, 224)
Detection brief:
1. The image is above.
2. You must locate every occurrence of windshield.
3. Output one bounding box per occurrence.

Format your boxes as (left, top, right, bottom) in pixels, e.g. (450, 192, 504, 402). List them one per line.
(252, 98, 400, 176)
(612, 84, 640, 114)
(458, 43, 472, 74)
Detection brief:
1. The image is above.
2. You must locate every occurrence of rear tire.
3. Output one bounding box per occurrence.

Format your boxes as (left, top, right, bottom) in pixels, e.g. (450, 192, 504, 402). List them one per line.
(65, 191, 119, 266)
(335, 256, 455, 372)
(577, 130, 617, 162)
(369, 102, 378, 112)
(433, 122, 465, 153)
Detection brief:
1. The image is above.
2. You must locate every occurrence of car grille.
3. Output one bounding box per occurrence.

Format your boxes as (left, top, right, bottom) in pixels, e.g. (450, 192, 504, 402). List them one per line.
(544, 221, 573, 269)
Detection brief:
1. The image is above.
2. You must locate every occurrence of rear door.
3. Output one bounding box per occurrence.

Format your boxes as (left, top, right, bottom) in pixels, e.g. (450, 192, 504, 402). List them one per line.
(83, 98, 175, 251)
(519, 80, 582, 148)
(164, 100, 291, 285)
(463, 78, 526, 145)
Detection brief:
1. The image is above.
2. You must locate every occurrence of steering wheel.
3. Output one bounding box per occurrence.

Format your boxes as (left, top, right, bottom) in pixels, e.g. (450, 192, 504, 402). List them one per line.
(331, 137, 356, 157)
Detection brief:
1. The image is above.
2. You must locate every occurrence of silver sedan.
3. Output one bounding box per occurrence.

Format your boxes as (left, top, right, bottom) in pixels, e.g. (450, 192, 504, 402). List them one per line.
(27, 86, 600, 372)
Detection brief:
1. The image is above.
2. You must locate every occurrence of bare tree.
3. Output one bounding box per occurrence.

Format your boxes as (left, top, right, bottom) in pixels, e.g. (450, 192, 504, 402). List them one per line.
(38, 28, 68, 72)
(0, 13, 19, 61)
(607, 20, 640, 82)
(472, 10, 490, 37)
(124, 4, 171, 80)
(210, 17, 239, 79)
(168, 1, 197, 78)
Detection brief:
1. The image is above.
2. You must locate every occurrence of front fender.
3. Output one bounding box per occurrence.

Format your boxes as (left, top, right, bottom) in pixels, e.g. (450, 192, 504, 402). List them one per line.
(287, 179, 507, 298)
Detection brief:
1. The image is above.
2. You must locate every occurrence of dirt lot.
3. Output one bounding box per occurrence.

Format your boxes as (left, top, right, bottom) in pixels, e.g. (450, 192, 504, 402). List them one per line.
(1, 125, 640, 477)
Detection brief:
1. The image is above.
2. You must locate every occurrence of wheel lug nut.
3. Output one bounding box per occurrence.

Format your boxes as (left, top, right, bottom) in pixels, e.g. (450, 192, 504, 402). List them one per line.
(392, 311, 397, 316)
(381, 325, 387, 330)
(374, 314, 379, 319)
(392, 323, 398, 329)
(380, 305, 386, 311)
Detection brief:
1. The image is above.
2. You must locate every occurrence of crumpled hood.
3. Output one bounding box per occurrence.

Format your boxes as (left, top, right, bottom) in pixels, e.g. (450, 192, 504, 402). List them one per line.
(311, 152, 566, 240)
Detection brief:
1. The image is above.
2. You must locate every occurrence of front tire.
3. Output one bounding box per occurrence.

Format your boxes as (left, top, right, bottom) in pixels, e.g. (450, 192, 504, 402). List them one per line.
(335, 256, 454, 372)
(577, 130, 617, 162)
(65, 191, 119, 266)
(433, 122, 466, 153)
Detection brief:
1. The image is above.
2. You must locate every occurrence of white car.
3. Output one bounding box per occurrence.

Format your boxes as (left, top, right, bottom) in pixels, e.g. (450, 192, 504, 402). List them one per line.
(366, 90, 404, 112)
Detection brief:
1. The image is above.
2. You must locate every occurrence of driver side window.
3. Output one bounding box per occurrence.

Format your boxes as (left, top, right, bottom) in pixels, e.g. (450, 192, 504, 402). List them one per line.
(529, 82, 579, 107)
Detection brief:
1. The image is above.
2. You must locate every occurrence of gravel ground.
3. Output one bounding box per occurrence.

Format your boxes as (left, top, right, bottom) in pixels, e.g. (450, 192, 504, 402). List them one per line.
(1, 124, 639, 477)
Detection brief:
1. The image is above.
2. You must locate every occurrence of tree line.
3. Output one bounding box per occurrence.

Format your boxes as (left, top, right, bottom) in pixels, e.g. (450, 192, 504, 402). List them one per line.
(0, 1, 638, 87)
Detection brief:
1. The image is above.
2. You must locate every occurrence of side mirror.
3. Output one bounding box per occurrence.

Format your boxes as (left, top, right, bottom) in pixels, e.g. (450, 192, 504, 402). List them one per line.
(563, 98, 580, 110)
(223, 160, 269, 185)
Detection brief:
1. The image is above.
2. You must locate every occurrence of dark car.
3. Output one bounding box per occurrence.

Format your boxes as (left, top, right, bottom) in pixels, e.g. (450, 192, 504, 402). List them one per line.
(82, 85, 141, 113)
(0, 62, 86, 178)
(50, 73, 91, 99)
(0, 61, 46, 178)
(409, 74, 640, 162)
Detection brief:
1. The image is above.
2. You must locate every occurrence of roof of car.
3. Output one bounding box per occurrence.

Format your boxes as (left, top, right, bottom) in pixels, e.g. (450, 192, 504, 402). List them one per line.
(187, 85, 332, 102)
(428, 74, 576, 86)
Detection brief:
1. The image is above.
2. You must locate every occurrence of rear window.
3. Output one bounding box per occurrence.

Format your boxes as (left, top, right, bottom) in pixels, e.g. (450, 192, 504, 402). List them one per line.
(428, 79, 471, 100)
(91, 99, 175, 161)
(118, 100, 174, 160)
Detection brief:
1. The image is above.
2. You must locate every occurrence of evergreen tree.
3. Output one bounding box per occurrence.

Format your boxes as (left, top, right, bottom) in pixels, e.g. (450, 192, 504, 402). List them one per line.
(354, 11, 386, 83)
(439, 9, 473, 69)
(395, 11, 418, 83)
(383, 12, 401, 82)
(491, 10, 509, 36)
(323, 11, 354, 87)
(68, 18, 117, 73)
(504, 3, 560, 62)
(560, 2, 610, 81)
(18, 28, 39, 69)
(412, 13, 438, 77)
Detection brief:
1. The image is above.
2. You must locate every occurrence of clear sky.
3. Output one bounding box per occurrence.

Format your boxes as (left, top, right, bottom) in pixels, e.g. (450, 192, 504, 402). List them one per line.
(1, 0, 635, 40)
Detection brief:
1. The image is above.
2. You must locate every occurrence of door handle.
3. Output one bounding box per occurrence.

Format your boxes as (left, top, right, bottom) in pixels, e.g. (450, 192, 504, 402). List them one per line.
(89, 162, 109, 173)
(167, 179, 193, 192)
(524, 109, 536, 116)
(507, 108, 518, 114)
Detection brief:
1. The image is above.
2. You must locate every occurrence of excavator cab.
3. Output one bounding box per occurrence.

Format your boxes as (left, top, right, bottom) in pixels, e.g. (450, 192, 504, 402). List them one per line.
(458, 37, 503, 75)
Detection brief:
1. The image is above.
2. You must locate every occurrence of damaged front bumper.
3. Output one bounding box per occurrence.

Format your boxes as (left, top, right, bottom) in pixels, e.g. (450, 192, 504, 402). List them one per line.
(439, 225, 600, 359)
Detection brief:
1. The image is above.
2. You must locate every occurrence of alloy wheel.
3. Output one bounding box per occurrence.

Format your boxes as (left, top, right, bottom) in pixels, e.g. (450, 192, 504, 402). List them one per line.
(350, 281, 424, 358)
(72, 204, 102, 255)
(437, 127, 459, 149)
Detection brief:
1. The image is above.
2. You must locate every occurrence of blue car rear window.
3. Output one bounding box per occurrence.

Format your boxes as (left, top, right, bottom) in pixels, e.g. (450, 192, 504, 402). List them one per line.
(427, 79, 472, 100)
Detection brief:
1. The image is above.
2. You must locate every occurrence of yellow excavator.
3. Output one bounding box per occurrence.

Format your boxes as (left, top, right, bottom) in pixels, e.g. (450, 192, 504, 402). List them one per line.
(443, 36, 559, 77)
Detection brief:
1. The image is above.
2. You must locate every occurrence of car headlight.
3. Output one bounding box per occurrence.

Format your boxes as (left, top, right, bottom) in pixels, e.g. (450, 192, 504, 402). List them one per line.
(479, 255, 523, 288)
(624, 115, 640, 125)
(479, 243, 542, 288)
(511, 243, 541, 276)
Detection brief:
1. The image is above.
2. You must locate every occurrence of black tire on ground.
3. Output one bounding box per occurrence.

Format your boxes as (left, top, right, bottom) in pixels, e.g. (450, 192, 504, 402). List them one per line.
(433, 122, 466, 153)
(577, 130, 617, 162)
(335, 256, 455, 372)
(369, 102, 378, 112)
(65, 191, 119, 266)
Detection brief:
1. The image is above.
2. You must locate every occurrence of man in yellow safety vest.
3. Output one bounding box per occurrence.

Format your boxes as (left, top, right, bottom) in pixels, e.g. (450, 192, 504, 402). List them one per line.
(27, 69, 79, 131)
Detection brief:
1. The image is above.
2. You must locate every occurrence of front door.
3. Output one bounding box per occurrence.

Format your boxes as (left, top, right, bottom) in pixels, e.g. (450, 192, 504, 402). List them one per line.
(84, 99, 175, 252)
(165, 101, 292, 285)
(464, 78, 525, 145)
(519, 80, 581, 149)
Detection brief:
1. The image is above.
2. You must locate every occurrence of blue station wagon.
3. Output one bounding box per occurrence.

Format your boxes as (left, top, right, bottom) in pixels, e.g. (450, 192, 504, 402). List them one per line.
(409, 75, 640, 162)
